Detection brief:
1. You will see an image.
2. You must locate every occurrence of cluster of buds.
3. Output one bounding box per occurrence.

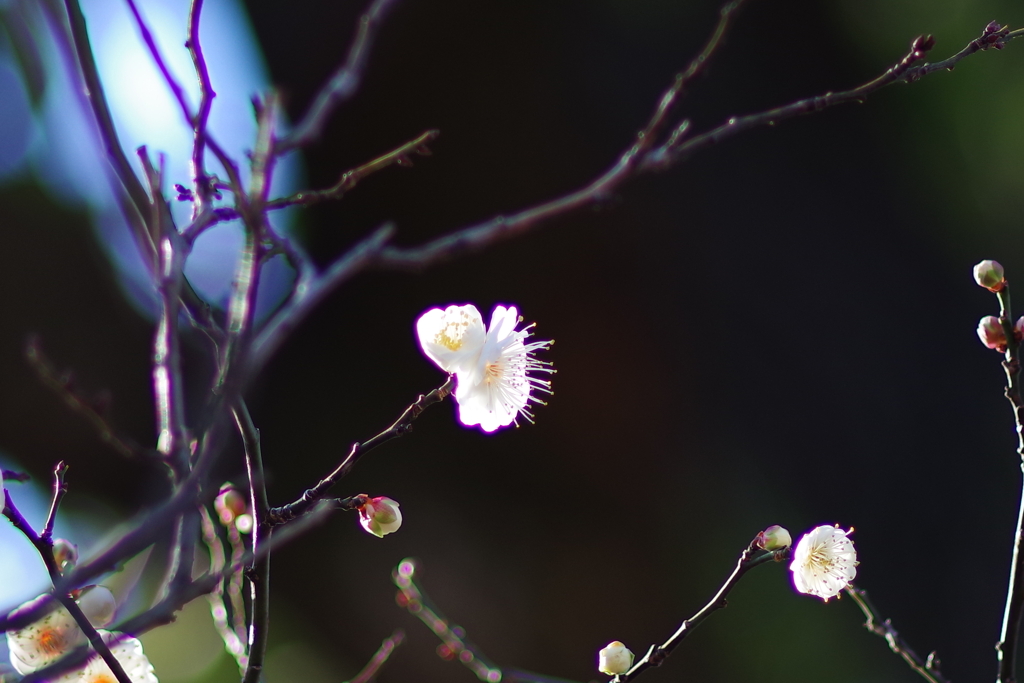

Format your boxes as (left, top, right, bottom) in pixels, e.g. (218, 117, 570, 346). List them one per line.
(215, 484, 253, 534)
(973, 261, 1023, 352)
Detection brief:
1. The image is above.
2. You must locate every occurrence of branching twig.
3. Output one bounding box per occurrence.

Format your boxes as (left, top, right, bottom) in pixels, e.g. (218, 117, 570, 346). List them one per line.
(187, 0, 217, 209)
(268, 377, 454, 526)
(845, 586, 949, 683)
(278, 0, 402, 152)
(373, 22, 1021, 272)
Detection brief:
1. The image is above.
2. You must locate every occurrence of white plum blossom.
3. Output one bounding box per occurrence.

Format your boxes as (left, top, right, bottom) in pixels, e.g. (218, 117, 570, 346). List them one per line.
(358, 496, 403, 538)
(789, 525, 858, 601)
(597, 641, 634, 675)
(7, 587, 118, 675)
(416, 303, 553, 433)
(50, 632, 158, 683)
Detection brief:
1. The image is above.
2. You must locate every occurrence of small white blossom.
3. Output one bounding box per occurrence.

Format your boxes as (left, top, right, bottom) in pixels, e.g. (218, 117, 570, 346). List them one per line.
(789, 525, 858, 601)
(358, 496, 403, 538)
(597, 641, 633, 675)
(51, 632, 158, 683)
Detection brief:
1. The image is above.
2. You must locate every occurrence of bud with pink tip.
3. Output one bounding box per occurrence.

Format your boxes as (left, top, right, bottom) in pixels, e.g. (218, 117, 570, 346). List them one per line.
(357, 496, 402, 538)
(979, 316, 1009, 351)
(974, 260, 1006, 292)
(598, 641, 634, 675)
(756, 525, 792, 551)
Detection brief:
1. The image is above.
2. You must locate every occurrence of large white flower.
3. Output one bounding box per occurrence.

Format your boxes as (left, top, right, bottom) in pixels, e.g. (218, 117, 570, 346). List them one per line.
(417, 304, 553, 432)
(789, 525, 858, 601)
(7, 587, 116, 675)
(50, 632, 158, 683)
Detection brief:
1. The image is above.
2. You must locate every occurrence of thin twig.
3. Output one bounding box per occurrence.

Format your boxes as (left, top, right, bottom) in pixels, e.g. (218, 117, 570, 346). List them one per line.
(845, 586, 948, 683)
(278, 0, 402, 152)
(187, 0, 217, 210)
(995, 280, 1024, 683)
(268, 377, 454, 526)
(608, 539, 788, 683)
(348, 629, 406, 683)
(41, 461, 69, 542)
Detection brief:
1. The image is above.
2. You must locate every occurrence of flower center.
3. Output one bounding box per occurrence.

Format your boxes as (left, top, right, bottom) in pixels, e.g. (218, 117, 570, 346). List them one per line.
(433, 315, 474, 351)
(37, 627, 66, 655)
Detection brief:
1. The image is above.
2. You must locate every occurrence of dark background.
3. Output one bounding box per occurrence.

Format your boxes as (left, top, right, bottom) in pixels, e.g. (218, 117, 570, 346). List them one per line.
(2, 0, 1024, 681)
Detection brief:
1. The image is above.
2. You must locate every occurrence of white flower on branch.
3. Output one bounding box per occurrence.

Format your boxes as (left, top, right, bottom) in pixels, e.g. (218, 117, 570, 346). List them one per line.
(417, 304, 554, 432)
(597, 641, 634, 675)
(50, 632, 158, 683)
(358, 496, 403, 538)
(789, 525, 858, 602)
(7, 586, 116, 674)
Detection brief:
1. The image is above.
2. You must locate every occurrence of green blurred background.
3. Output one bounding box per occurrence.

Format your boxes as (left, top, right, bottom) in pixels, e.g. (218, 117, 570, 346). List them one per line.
(2, 0, 1024, 681)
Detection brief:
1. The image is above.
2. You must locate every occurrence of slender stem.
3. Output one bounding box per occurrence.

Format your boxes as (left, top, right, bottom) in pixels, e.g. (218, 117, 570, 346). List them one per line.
(187, 0, 217, 210)
(846, 586, 948, 683)
(233, 400, 271, 683)
(614, 541, 788, 683)
(41, 461, 69, 542)
(268, 378, 454, 525)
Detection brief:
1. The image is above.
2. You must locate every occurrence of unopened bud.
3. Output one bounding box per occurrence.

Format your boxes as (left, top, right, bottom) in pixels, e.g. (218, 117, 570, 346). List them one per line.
(235, 513, 254, 534)
(978, 316, 1008, 351)
(357, 496, 402, 538)
(756, 525, 792, 551)
(51, 539, 78, 572)
(77, 585, 116, 627)
(215, 486, 248, 526)
(598, 641, 634, 675)
(974, 260, 1006, 292)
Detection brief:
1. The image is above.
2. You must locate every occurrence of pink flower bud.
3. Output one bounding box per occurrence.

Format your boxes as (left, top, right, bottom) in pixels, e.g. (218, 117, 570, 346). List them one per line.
(357, 496, 402, 538)
(598, 641, 634, 675)
(756, 525, 792, 551)
(215, 485, 248, 526)
(978, 316, 1008, 351)
(974, 260, 1006, 292)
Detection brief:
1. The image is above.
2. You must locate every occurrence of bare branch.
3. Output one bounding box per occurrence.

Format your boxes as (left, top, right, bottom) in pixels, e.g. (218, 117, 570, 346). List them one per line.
(268, 378, 454, 526)
(845, 586, 949, 683)
(279, 0, 402, 152)
(187, 0, 217, 208)
(348, 630, 406, 683)
(41, 461, 69, 542)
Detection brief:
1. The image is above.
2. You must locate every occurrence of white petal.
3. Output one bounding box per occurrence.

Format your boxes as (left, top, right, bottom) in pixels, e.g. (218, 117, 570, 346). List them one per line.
(416, 305, 486, 374)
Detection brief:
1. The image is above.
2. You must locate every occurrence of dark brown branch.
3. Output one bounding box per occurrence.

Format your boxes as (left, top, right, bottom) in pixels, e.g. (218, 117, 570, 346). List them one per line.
(268, 377, 454, 525)
(232, 400, 271, 683)
(3, 490, 134, 683)
(25, 338, 151, 461)
(279, 0, 402, 152)
(374, 22, 1021, 272)
(995, 280, 1024, 683)
(41, 461, 69, 542)
(845, 586, 949, 683)
(348, 629, 406, 683)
